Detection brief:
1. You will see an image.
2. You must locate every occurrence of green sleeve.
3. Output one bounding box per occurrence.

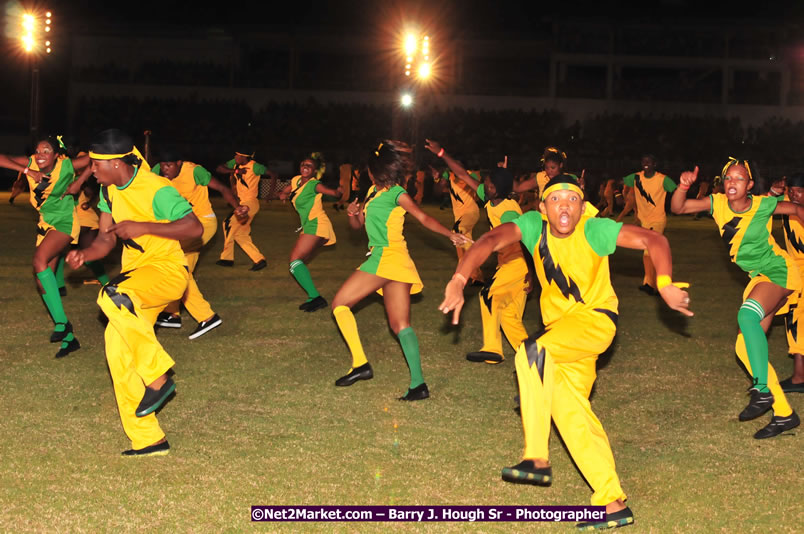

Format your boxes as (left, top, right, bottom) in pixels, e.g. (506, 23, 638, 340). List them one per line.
(151, 163, 161, 176)
(152, 186, 193, 221)
(759, 194, 779, 215)
(709, 195, 714, 216)
(393, 184, 407, 204)
(224, 159, 236, 170)
(584, 218, 623, 257)
(252, 162, 268, 176)
(476, 183, 486, 202)
(623, 173, 636, 187)
(500, 210, 520, 224)
(663, 176, 677, 193)
(513, 211, 544, 255)
(193, 165, 212, 186)
(568, 173, 579, 181)
(97, 189, 111, 214)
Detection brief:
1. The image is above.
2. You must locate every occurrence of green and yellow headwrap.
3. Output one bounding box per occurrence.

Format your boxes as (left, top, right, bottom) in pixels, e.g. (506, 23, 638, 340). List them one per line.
(721, 157, 753, 182)
(374, 142, 384, 157)
(541, 174, 584, 201)
(56, 135, 67, 151)
(89, 145, 151, 172)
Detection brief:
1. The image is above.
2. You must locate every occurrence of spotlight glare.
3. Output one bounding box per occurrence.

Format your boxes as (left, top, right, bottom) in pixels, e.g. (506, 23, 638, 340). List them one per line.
(46, 47, 51, 53)
(404, 33, 417, 56)
(46, 11, 52, 17)
(45, 26, 50, 32)
(418, 62, 431, 79)
(401, 93, 413, 107)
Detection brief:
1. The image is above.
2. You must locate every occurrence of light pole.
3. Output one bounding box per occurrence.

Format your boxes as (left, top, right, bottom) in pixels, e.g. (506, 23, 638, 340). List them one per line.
(19, 9, 53, 144)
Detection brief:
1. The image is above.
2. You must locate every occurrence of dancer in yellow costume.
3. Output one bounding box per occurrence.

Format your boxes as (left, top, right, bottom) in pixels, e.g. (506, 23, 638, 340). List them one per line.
(425, 142, 483, 284)
(66, 129, 202, 456)
(278, 154, 341, 312)
(331, 140, 469, 400)
(151, 150, 246, 338)
(622, 155, 677, 295)
(514, 147, 573, 199)
(672, 161, 801, 439)
(440, 175, 692, 530)
(0, 137, 93, 358)
(780, 173, 804, 393)
(215, 148, 268, 271)
(429, 140, 529, 364)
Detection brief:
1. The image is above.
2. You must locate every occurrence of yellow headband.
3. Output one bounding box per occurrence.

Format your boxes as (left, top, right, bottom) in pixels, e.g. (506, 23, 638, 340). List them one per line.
(374, 142, 384, 157)
(235, 151, 254, 158)
(540, 147, 567, 164)
(542, 181, 584, 201)
(89, 146, 151, 172)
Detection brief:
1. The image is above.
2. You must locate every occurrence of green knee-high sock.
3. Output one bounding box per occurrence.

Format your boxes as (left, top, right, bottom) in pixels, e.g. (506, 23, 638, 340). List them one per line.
(37, 268, 68, 328)
(289, 259, 320, 300)
(85, 260, 110, 285)
(738, 299, 769, 392)
(398, 327, 424, 389)
(54, 255, 66, 290)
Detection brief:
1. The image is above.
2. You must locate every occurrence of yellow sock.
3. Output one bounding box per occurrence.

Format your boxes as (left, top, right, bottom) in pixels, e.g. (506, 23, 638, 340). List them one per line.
(736, 334, 793, 417)
(333, 305, 368, 369)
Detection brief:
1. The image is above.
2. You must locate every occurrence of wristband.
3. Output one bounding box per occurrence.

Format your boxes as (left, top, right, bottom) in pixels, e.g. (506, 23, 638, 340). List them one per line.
(678, 184, 689, 191)
(437, 148, 445, 158)
(656, 275, 690, 291)
(451, 273, 467, 287)
(23, 167, 29, 175)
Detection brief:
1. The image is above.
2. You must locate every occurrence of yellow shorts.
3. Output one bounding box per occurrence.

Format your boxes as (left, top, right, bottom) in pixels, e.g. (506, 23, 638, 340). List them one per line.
(76, 205, 99, 229)
(303, 214, 336, 246)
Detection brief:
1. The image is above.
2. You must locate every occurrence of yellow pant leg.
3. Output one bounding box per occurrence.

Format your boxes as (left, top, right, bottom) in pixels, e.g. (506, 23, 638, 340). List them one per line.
(97, 265, 188, 448)
(177, 215, 217, 320)
(500, 287, 528, 351)
(479, 265, 528, 355)
(454, 207, 483, 281)
(640, 219, 666, 257)
(735, 334, 793, 417)
(220, 199, 263, 262)
(516, 308, 621, 505)
(784, 295, 804, 355)
(551, 358, 627, 506)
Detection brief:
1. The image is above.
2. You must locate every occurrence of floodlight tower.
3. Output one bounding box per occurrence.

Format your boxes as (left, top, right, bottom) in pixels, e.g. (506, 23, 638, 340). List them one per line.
(19, 9, 53, 142)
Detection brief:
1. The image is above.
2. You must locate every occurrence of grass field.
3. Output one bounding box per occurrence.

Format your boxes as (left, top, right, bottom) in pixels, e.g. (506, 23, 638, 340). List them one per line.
(0, 192, 801, 533)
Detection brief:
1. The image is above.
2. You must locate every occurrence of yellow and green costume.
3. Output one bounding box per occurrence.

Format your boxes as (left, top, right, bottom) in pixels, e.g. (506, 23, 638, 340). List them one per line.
(220, 158, 266, 264)
(97, 167, 192, 449)
(622, 170, 676, 234)
(511, 210, 626, 506)
(709, 193, 796, 414)
(152, 161, 217, 321)
(436, 170, 482, 280)
(290, 175, 336, 245)
(781, 203, 804, 356)
(474, 184, 528, 360)
(358, 184, 422, 294)
(27, 155, 79, 245)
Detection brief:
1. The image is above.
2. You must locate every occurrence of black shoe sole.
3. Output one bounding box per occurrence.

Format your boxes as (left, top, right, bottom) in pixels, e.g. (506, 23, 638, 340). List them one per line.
(304, 298, 327, 313)
(136, 379, 176, 417)
(398, 383, 429, 401)
(55, 337, 80, 359)
(121, 441, 171, 456)
(50, 322, 74, 343)
(188, 317, 222, 340)
(335, 364, 373, 386)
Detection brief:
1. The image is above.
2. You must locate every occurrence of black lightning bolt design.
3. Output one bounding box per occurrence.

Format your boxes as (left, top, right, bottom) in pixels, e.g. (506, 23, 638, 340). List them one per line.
(479, 273, 496, 312)
(537, 224, 584, 303)
(121, 239, 145, 253)
(783, 216, 804, 255)
(234, 165, 248, 188)
(103, 270, 137, 317)
(223, 212, 233, 237)
(594, 308, 619, 327)
(33, 178, 51, 208)
(448, 180, 464, 204)
(785, 302, 799, 344)
(720, 216, 742, 261)
(288, 180, 305, 202)
(634, 175, 656, 206)
(452, 218, 462, 233)
(37, 225, 47, 236)
(523, 329, 548, 379)
(101, 185, 112, 211)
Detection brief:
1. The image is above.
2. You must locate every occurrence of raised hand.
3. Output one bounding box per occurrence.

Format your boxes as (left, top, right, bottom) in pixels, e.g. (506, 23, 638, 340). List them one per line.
(424, 139, 441, 155)
(679, 166, 699, 188)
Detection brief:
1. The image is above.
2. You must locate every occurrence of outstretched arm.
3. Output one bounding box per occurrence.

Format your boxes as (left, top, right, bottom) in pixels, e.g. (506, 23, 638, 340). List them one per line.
(398, 193, 468, 246)
(671, 166, 711, 214)
(315, 182, 343, 198)
(66, 212, 117, 267)
(423, 139, 480, 192)
(207, 176, 242, 210)
(0, 154, 31, 173)
(616, 224, 693, 316)
(438, 222, 522, 324)
(107, 212, 203, 242)
(773, 200, 804, 220)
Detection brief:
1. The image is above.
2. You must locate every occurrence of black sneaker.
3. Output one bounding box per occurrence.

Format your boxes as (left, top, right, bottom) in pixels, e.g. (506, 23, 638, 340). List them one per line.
(780, 376, 804, 394)
(188, 313, 222, 340)
(155, 312, 182, 329)
(55, 337, 80, 359)
(754, 412, 800, 439)
(466, 351, 504, 364)
(303, 296, 327, 312)
(501, 460, 552, 486)
(576, 506, 634, 531)
(50, 321, 73, 343)
(250, 259, 267, 271)
(398, 383, 429, 401)
(135, 378, 176, 417)
(335, 363, 373, 386)
(121, 440, 170, 457)
(739, 388, 774, 421)
(216, 259, 234, 267)
(59, 287, 67, 297)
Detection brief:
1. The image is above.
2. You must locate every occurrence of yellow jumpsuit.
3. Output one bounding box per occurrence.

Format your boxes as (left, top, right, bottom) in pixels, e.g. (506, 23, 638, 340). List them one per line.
(220, 158, 266, 263)
(511, 211, 627, 506)
(96, 168, 191, 449)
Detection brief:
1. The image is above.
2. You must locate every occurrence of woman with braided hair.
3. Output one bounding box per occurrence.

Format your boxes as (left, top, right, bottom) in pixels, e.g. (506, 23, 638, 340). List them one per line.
(671, 159, 801, 439)
(0, 137, 94, 358)
(278, 154, 341, 312)
(330, 140, 469, 400)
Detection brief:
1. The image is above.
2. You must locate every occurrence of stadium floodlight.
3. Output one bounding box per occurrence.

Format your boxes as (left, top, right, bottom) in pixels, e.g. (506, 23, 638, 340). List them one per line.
(401, 93, 413, 107)
(417, 62, 431, 80)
